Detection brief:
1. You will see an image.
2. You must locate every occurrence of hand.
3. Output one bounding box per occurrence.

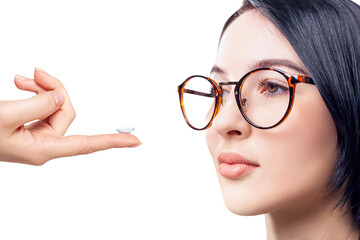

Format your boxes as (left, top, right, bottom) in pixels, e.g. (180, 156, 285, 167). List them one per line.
(0, 68, 141, 165)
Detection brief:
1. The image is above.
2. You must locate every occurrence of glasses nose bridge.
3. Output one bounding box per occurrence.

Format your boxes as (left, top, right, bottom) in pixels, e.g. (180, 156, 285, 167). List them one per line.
(218, 81, 239, 101)
(214, 80, 250, 130)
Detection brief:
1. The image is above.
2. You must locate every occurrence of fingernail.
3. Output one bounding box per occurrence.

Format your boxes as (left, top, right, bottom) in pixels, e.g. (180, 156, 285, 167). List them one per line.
(35, 67, 48, 74)
(51, 92, 64, 106)
(14, 74, 31, 81)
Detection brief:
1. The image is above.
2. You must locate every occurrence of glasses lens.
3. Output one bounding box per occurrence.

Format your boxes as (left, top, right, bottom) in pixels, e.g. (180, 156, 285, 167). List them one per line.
(181, 76, 217, 130)
(239, 70, 290, 128)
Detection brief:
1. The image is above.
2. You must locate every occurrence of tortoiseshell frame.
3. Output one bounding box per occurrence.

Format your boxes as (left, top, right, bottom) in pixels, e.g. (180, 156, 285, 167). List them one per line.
(177, 67, 314, 130)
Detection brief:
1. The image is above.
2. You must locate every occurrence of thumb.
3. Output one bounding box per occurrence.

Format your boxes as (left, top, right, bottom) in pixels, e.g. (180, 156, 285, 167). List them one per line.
(0, 91, 64, 130)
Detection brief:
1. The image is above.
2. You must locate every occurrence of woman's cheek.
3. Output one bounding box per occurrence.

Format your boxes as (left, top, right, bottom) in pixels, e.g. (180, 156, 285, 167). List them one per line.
(206, 128, 219, 157)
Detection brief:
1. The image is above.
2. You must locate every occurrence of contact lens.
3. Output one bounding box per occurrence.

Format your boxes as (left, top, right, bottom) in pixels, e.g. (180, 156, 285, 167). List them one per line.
(116, 128, 135, 133)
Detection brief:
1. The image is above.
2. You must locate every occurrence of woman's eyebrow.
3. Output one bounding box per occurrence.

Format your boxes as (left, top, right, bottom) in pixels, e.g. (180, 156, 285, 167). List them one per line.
(210, 65, 227, 76)
(210, 59, 309, 77)
(250, 59, 310, 76)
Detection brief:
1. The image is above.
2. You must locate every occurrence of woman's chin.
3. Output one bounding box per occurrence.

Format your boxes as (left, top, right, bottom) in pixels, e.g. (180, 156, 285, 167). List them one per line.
(223, 197, 267, 216)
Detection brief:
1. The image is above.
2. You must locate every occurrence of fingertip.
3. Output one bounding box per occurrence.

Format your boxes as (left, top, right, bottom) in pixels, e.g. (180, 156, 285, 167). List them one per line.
(14, 75, 30, 89)
(123, 133, 142, 148)
(14, 74, 31, 81)
(34, 67, 57, 90)
(14, 76, 22, 89)
(128, 141, 142, 148)
(112, 133, 142, 148)
(35, 67, 48, 75)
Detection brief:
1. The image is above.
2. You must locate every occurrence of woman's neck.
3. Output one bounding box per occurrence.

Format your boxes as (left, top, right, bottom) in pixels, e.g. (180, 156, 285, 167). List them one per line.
(265, 194, 359, 240)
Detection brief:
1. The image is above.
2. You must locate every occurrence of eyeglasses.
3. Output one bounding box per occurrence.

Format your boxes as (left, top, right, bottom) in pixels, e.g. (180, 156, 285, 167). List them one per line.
(177, 67, 314, 130)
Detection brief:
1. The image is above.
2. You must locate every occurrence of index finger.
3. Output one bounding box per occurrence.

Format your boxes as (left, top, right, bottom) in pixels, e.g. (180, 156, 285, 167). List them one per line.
(47, 133, 142, 159)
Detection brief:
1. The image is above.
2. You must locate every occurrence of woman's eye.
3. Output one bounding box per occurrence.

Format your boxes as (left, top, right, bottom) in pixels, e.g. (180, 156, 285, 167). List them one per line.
(258, 79, 288, 96)
(267, 83, 279, 93)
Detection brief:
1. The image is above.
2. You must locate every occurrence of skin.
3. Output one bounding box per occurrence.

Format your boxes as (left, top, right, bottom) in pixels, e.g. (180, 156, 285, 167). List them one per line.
(206, 10, 358, 239)
(0, 68, 141, 165)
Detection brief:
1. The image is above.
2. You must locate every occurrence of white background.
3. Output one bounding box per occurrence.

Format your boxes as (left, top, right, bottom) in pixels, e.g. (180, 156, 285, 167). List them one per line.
(0, 1, 265, 239)
(0, 0, 358, 239)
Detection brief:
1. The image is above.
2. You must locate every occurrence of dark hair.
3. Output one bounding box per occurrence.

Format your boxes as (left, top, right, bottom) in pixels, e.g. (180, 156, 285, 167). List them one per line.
(221, 0, 360, 230)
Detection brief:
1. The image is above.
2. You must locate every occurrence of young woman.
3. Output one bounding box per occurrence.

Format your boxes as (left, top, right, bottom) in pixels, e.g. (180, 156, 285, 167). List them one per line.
(178, 0, 360, 239)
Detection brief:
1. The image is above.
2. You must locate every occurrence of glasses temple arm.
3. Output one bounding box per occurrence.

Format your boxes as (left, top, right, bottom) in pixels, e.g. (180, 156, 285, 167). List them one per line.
(182, 89, 215, 98)
(291, 76, 315, 85)
(305, 77, 314, 84)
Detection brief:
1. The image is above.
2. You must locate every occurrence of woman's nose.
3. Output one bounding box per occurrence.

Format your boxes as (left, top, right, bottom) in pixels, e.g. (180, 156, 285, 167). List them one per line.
(212, 90, 252, 138)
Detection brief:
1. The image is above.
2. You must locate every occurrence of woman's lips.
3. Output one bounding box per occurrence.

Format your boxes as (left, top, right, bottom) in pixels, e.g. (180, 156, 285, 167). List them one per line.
(218, 152, 259, 179)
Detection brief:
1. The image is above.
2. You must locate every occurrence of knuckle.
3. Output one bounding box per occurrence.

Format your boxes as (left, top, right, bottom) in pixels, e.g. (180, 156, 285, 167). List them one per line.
(46, 92, 56, 106)
(83, 136, 95, 155)
(108, 135, 119, 148)
(56, 79, 65, 88)
(71, 108, 76, 121)
(41, 92, 57, 114)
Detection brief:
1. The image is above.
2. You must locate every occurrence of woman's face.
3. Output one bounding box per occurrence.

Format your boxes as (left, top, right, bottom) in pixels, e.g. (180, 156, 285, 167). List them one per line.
(206, 10, 338, 215)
